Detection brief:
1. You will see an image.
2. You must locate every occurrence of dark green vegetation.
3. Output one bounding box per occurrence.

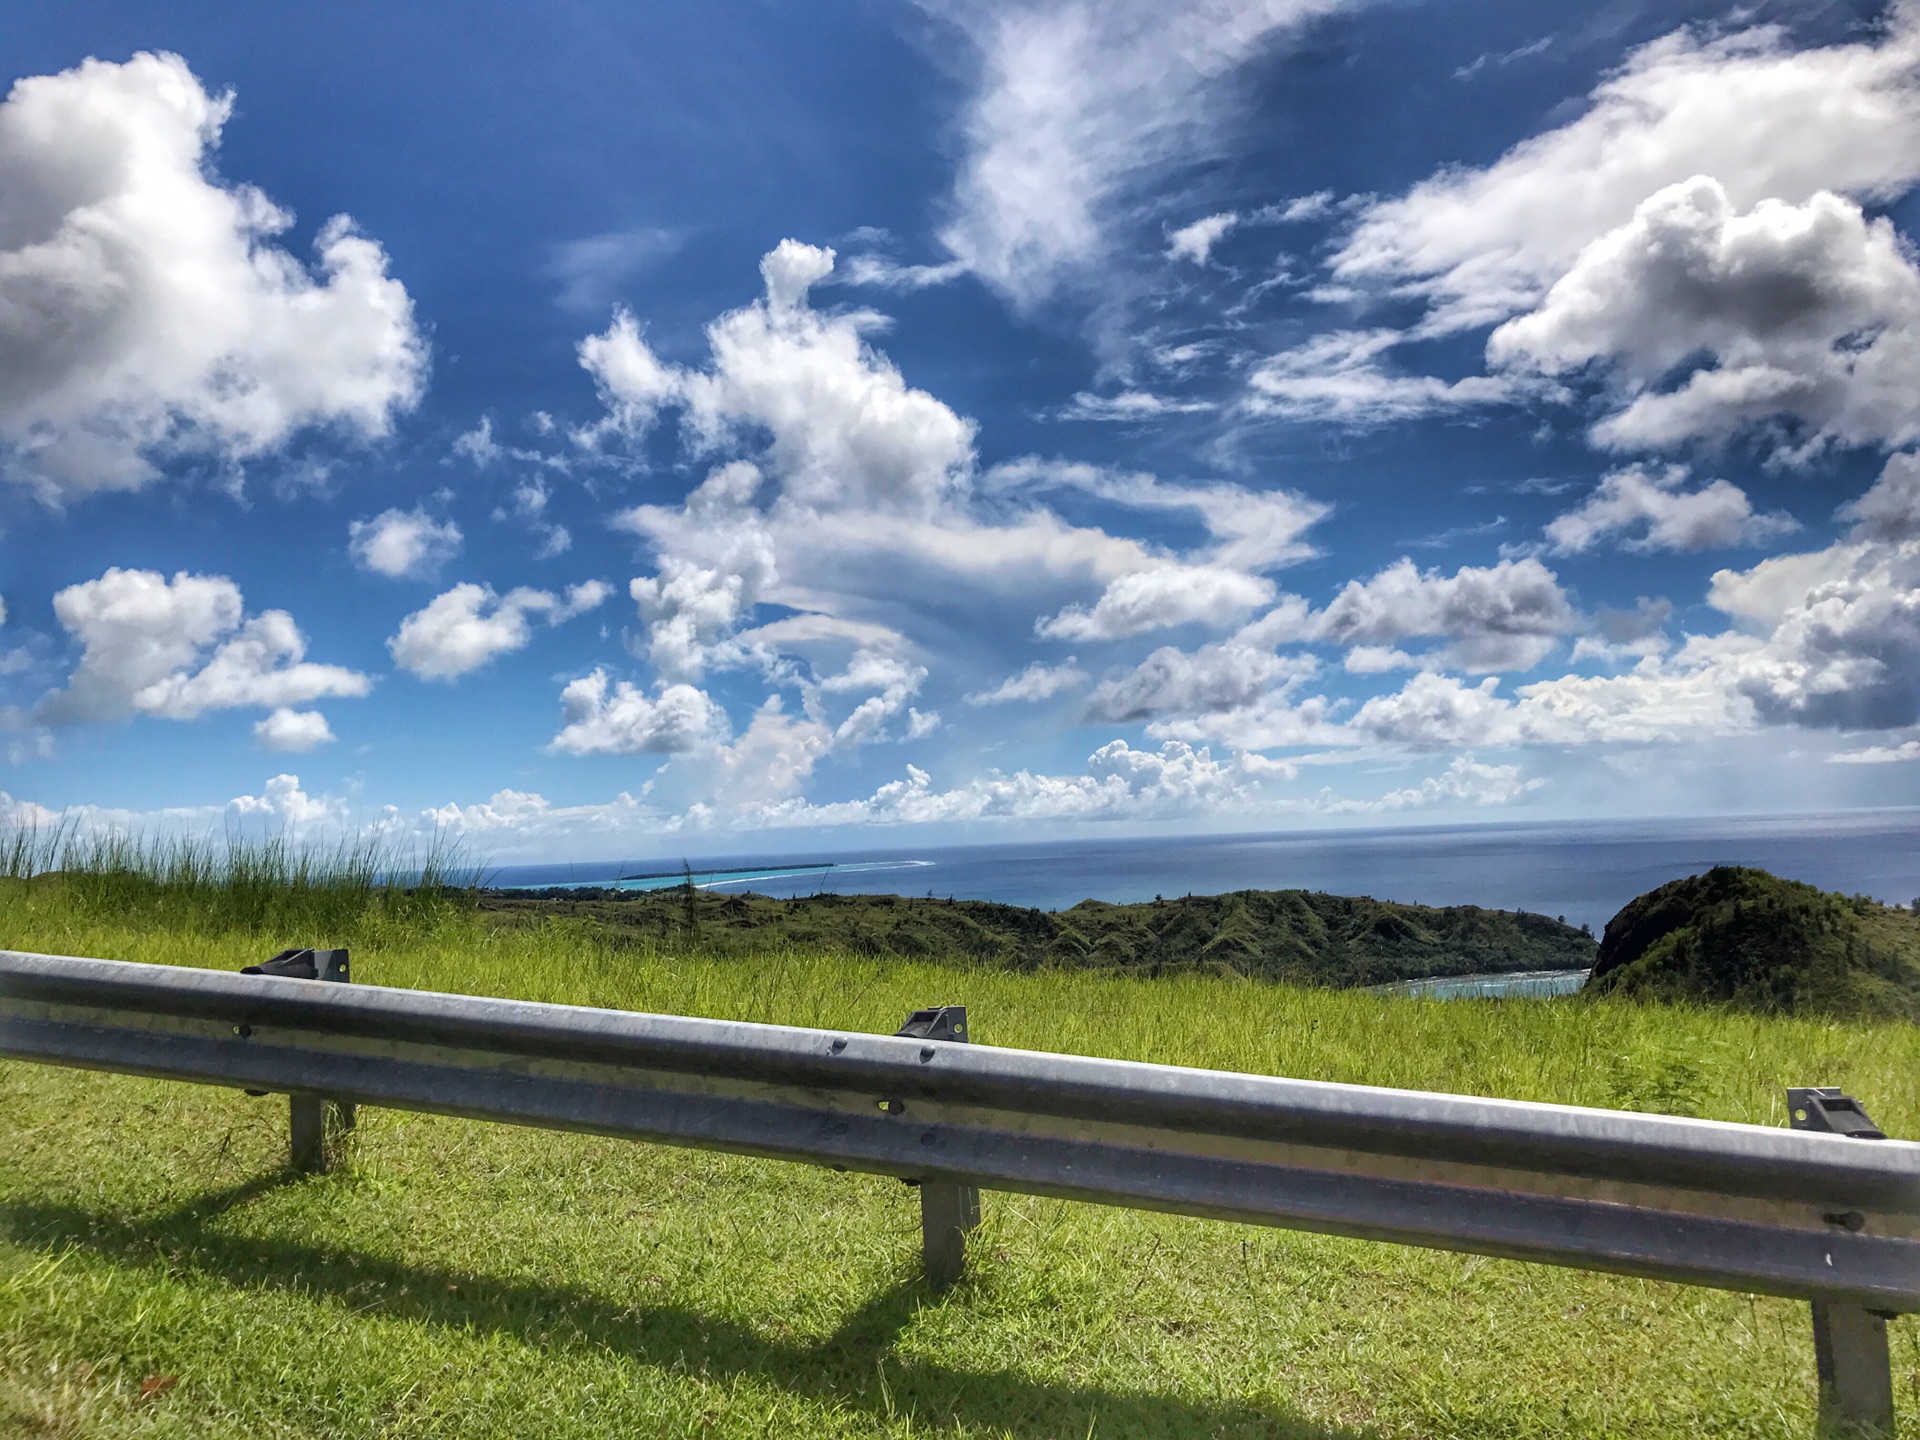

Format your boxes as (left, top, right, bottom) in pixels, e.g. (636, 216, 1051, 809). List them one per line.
(483, 883, 1596, 987)
(3, 841, 1917, 1436)
(1588, 865, 1920, 1020)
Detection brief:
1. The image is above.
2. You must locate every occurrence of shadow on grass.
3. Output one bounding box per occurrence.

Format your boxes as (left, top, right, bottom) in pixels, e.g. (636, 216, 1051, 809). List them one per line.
(3, 1181, 1365, 1440)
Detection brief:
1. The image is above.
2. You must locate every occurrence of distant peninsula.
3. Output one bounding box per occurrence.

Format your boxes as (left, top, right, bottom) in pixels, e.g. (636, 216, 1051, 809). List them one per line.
(480, 884, 1598, 988)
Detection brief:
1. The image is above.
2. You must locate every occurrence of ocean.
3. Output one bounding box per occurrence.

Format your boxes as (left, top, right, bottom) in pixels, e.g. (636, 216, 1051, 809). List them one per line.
(489, 808, 1920, 936)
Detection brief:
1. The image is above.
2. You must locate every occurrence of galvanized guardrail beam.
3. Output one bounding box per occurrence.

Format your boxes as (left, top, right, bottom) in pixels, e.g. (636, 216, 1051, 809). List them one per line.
(2, 946, 1915, 1435)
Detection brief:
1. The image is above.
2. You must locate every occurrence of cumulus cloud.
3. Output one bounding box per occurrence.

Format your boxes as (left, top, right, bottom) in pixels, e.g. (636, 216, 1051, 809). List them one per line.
(388, 580, 610, 681)
(764, 738, 1286, 827)
(1342, 666, 1745, 750)
(965, 659, 1089, 705)
(1837, 450, 1920, 542)
(1705, 540, 1920, 730)
(1335, 18, 1920, 335)
(581, 242, 975, 515)
(1082, 643, 1314, 722)
(622, 462, 777, 680)
(935, 0, 1362, 308)
(349, 507, 463, 579)
(1371, 754, 1539, 810)
(818, 650, 930, 747)
(38, 568, 369, 725)
(1037, 564, 1275, 641)
(582, 244, 1340, 807)
(253, 707, 334, 752)
(1545, 464, 1797, 555)
(1327, 458, 1920, 746)
(1268, 557, 1577, 672)
(1490, 181, 1920, 457)
(547, 669, 729, 755)
(0, 52, 425, 501)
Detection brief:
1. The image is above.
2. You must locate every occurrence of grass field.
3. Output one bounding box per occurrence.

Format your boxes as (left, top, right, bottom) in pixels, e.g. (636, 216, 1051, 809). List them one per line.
(3, 859, 1920, 1439)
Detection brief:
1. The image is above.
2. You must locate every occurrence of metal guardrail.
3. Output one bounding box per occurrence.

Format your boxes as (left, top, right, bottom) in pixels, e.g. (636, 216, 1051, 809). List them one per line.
(1, 946, 1914, 1436)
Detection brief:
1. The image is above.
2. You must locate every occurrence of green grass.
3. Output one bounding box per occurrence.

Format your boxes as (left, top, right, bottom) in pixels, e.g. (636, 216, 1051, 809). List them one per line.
(4, 871, 1920, 1437)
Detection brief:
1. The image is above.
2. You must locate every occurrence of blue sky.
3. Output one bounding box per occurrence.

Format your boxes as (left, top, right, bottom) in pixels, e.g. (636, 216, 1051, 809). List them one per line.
(4, 0, 1920, 861)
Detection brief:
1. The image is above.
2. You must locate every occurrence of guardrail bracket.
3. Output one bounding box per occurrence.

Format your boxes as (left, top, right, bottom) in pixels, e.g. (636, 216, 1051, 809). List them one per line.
(1790, 1087, 1895, 1439)
(898, 1005, 978, 1289)
(244, 949, 355, 1174)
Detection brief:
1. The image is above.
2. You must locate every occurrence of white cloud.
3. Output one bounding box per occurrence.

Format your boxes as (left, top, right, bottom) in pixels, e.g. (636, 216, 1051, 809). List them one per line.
(543, 226, 679, 313)
(253, 708, 334, 752)
(38, 568, 369, 725)
(1335, 18, 1920, 335)
(1490, 182, 1920, 457)
(224, 773, 354, 833)
(1341, 667, 1738, 750)
(349, 507, 463, 579)
(135, 612, 368, 720)
(1037, 564, 1275, 641)
(623, 463, 777, 680)
(1836, 449, 1920, 544)
(0, 52, 425, 501)
(965, 659, 1089, 705)
(1270, 556, 1576, 672)
(576, 309, 683, 440)
(1334, 462, 1920, 746)
(990, 458, 1327, 571)
(1343, 645, 1419, 673)
(1168, 211, 1239, 264)
(547, 669, 729, 755)
(1545, 464, 1798, 554)
(1830, 739, 1920, 764)
(388, 580, 609, 681)
(818, 649, 930, 748)
(935, 0, 1362, 308)
(762, 738, 1285, 827)
(1371, 755, 1539, 810)
(452, 418, 501, 467)
(582, 242, 975, 515)
(1348, 671, 1518, 749)
(836, 253, 972, 291)
(1083, 643, 1313, 722)
(1705, 540, 1920, 730)
(1057, 390, 1217, 421)
(1453, 36, 1553, 83)
(583, 245, 1339, 803)
(1245, 329, 1516, 424)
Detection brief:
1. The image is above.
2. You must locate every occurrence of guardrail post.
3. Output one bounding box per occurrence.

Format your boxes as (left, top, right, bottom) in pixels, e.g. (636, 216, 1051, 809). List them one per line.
(244, 949, 354, 1174)
(897, 1005, 979, 1289)
(1789, 1087, 1895, 1439)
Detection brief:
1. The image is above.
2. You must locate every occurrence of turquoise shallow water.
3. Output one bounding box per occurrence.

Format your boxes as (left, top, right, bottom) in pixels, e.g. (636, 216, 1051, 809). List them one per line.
(488, 809, 1920, 937)
(1370, 969, 1593, 1000)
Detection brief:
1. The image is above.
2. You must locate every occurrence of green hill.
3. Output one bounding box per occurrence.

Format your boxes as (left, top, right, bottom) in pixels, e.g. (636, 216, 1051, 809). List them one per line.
(480, 884, 1596, 988)
(1586, 865, 1920, 1020)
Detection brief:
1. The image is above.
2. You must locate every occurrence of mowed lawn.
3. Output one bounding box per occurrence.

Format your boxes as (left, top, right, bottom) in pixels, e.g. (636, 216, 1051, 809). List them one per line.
(5, 902, 1920, 1439)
